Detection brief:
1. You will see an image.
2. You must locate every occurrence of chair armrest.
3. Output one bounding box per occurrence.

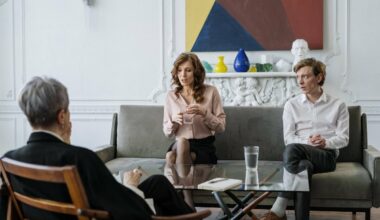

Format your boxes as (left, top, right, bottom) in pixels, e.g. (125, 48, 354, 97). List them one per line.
(152, 209, 211, 220)
(93, 144, 116, 163)
(364, 145, 380, 207)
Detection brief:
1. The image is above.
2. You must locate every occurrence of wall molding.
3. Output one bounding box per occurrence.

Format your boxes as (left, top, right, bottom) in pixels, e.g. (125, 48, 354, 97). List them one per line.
(150, 0, 169, 103)
(362, 106, 380, 116)
(0, 0, 16, 101)
(343, 1, 380, 103)
(321, 1, 355, 103)
(337, 0, 355, 102)
(0, 118, 17, 147)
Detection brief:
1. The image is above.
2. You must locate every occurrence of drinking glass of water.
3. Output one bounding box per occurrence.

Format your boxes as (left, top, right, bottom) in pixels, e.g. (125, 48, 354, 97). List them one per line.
(244, 146, 259, 171)
(183, 113, 194, 124)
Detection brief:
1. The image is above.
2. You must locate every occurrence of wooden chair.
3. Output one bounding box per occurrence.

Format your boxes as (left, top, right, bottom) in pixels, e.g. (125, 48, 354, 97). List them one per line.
(0, 157, 110, 220)
(0, 157, 211, 220)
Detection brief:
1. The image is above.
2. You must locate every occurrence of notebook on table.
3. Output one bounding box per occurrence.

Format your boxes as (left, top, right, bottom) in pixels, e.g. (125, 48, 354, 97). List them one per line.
(198, 177, 242, 191)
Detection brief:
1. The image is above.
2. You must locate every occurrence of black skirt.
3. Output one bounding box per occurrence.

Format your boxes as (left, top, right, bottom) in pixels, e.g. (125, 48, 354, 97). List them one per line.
(167, 136, 217, 164)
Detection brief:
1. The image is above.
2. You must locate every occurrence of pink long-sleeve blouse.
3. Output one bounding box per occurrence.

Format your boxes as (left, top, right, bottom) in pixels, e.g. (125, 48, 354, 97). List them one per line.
(163, 85, 226, 139)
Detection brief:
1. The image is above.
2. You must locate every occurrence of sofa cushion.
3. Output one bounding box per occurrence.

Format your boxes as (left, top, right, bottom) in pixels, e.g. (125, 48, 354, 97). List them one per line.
(215, 107, 285, 161)
(311, 162, 371, 200)
(117, 105, 171, 158)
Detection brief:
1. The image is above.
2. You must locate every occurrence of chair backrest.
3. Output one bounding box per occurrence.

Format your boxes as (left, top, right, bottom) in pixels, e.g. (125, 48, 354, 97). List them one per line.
(0, 157, 109, 220)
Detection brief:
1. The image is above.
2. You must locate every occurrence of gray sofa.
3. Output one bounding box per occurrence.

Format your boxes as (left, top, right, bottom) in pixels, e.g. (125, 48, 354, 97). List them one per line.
(95, 105, 380, 219)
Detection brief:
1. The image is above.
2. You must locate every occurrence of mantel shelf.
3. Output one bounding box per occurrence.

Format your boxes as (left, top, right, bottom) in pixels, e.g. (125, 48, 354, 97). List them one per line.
(206, 72, 295, 78)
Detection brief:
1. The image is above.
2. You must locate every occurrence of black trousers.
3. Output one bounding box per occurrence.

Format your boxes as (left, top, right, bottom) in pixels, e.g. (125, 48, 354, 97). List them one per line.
(278, 143, 336, 220)
(138, 175, 194, 216)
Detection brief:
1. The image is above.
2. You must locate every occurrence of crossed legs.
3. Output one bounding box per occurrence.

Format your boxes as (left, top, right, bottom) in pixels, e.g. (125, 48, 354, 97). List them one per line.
(165, 138, 196, 208)
(265, 143, 336, 220)
(165, 138, 196, 176)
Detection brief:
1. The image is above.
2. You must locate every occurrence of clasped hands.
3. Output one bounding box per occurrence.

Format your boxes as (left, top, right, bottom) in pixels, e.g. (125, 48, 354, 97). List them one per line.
(308, 134, 326, 148)
(172, 104, 206, 125)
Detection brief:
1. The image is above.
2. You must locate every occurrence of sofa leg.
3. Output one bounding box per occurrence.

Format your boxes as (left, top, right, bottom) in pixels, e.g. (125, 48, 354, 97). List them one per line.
(365, 208, 371, 220)
(352, 211, 356, 215)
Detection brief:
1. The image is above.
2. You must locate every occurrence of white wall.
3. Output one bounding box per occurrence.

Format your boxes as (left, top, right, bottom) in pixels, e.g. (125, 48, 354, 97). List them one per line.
(1, 0, 380, 155)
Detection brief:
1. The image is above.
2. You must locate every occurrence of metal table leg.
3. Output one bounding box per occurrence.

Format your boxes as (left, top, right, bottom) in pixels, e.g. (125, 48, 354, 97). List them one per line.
(213, 191, 233, 219)
(225, 191, 255, 216)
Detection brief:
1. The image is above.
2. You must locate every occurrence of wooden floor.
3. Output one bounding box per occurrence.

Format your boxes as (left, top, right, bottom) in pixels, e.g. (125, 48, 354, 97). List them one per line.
(198, 207, 380, 220)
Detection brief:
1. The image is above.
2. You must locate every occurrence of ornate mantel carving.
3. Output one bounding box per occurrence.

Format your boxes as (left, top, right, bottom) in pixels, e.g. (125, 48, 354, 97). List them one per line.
(205, 72, 300, 107)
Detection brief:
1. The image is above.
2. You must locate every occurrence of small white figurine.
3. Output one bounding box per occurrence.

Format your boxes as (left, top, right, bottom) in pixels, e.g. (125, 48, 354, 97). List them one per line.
(291, 39, 309, 71)
(275, 59, 292, 72)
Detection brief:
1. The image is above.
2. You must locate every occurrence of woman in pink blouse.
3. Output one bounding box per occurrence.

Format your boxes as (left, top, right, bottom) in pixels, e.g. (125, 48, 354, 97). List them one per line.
(163, 52, 226, 167)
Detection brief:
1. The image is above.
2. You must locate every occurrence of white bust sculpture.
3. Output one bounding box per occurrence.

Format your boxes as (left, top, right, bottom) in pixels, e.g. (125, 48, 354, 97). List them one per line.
(291, 39, 309, 71)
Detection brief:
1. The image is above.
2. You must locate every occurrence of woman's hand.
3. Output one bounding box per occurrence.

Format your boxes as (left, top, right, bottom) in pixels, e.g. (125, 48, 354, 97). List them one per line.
(186, 104, 206, 116)
(172, 113, 183, 125)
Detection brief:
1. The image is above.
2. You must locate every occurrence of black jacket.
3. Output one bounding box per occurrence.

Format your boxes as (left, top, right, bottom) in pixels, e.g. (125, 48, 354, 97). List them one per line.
(0, 132, 152, 220)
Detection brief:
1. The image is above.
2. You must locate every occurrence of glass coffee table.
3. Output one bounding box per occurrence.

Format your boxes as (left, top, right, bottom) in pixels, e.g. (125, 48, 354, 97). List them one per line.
(118, 160, 309, 220)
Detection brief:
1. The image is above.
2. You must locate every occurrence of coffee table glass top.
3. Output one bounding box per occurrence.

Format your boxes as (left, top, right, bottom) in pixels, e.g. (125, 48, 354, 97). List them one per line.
(118, 160, 309, 192)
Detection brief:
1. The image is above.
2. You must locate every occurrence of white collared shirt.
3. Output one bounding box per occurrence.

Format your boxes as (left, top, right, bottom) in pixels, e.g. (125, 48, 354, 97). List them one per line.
(283, 92, 349, 155)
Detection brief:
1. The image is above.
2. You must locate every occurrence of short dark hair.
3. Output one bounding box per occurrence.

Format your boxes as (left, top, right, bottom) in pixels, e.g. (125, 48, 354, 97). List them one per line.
(18, 76, 69, 127)
(293, 58, 326, 86)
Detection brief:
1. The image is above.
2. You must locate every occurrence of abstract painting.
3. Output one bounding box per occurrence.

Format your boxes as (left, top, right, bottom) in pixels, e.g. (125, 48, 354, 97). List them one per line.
(186, 0, 323, 51)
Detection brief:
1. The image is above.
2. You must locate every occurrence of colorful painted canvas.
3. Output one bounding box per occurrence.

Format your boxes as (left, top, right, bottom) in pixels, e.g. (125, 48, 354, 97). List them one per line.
(186, 0, 323, 51)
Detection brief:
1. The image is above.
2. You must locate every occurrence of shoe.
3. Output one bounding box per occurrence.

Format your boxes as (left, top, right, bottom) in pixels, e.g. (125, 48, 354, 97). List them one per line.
(259, 211, 287, 220)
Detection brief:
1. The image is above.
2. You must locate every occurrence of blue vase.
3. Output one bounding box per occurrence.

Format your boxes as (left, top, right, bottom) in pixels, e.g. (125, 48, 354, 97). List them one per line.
(233, 48, 250, 72)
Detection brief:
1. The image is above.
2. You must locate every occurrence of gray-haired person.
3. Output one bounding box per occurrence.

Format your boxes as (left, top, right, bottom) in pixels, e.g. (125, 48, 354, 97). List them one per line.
(0, 76, 193, 220)
(260, 58, 349, 220)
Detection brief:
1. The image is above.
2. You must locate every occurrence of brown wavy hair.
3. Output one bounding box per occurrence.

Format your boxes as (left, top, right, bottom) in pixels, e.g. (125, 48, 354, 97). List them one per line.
(171, 52, 206, 103)
(294, 58, 326, 86)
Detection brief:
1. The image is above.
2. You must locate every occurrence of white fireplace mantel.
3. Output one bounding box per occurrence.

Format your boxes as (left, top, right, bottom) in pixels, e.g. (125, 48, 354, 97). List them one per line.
(205, 72, 300, 107)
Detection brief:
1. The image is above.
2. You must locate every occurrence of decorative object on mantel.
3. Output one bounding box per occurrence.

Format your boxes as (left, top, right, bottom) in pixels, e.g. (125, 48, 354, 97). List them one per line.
(275, 59, 292, 72)
(291, 39, 309, 70)
(202, 61, 213, 73)
(256, 64, 273, 72)
(256, 55, 273, 72)
(233, 48, 250, 72)
(214, 56, 228, 73)
(189, 38, 307, 106)
(205, 73, 299, 106)
(249, 65, 257, 72)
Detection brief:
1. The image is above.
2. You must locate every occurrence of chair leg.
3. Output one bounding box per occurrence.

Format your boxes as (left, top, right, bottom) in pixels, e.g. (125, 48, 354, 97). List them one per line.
(365, 208, 371, 220)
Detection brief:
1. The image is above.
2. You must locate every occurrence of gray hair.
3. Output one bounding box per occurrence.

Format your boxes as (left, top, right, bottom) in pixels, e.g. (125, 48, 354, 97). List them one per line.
(18, 76, 69, 127)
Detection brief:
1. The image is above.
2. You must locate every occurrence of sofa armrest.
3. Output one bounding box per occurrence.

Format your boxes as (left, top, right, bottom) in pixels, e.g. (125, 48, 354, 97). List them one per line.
(364, 145, 380, 207)
(93, 144, 116, 163)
